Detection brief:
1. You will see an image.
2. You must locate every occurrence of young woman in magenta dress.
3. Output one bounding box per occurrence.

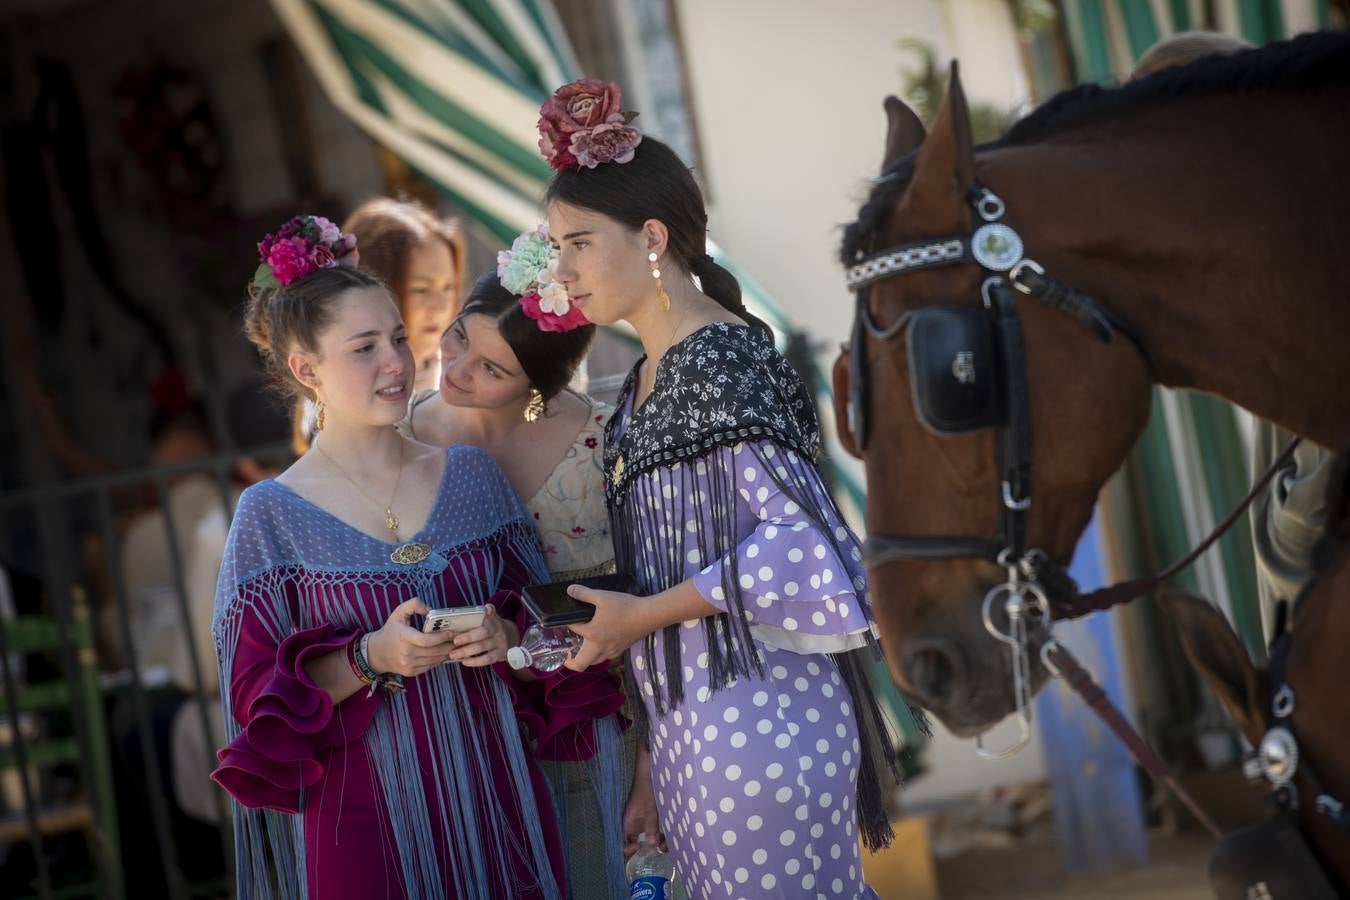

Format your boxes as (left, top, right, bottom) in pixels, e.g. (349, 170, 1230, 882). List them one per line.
(210, 216, 623, 899)
(537, 82, 907, 899)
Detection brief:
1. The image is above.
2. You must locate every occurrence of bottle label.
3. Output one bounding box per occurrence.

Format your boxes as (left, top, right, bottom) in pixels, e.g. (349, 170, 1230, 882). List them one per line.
(629, 875, 670, 900)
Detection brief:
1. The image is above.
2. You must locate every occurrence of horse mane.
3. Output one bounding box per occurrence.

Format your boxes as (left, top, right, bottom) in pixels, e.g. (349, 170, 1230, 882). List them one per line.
(1002, 30, 1350, 147)
(841, 30, 1350, 266)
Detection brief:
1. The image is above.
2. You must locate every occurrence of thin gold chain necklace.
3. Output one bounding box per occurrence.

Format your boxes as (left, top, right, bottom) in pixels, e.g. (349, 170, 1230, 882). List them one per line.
(314, 437, 405, 540)
(641, 303, 693, 401)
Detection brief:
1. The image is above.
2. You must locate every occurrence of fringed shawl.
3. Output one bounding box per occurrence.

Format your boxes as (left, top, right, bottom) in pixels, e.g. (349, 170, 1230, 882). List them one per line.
(211, 446, 619, 899)
(603, 323, 922, 850)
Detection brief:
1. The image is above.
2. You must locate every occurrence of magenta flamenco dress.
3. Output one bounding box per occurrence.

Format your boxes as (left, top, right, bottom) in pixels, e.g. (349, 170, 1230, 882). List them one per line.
(211, 446, 626, 899)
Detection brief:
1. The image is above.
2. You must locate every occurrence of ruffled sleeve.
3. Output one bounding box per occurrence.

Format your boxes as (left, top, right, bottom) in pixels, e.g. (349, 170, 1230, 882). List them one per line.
(211, 603, 382, 813)
(691, 439, 876, 654)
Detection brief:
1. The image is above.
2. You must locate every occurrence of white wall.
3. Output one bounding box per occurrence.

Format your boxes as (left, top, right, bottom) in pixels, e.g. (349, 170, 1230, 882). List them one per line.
(673, 0, 1030, 353)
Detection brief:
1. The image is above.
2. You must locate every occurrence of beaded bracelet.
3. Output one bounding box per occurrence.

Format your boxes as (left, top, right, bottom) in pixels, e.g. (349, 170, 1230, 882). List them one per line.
(354, 632, 405, 697)
(346, 633, 375, 686)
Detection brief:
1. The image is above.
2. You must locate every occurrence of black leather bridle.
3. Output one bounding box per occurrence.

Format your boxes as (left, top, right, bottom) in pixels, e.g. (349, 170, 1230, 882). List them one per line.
(845, 184, 1141, 620)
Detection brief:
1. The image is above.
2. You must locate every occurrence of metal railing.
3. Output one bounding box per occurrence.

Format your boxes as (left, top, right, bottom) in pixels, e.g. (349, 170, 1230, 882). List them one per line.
(0, 444, 291, 900)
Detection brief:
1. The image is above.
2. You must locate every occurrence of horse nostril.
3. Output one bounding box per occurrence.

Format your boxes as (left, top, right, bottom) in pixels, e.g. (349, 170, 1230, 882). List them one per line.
(903, 639, 968, 707)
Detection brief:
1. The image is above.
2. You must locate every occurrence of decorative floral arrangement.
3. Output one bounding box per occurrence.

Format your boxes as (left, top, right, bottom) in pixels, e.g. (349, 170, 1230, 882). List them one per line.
(537, 79, 642, 173)
(253, 215, 359, 289)
(496, 224, 588, 333)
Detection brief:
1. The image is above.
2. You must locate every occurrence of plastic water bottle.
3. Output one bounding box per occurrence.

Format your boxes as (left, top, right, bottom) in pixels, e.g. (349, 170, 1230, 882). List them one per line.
(626, 833, 674, 899)
(506, 624, 582, 673)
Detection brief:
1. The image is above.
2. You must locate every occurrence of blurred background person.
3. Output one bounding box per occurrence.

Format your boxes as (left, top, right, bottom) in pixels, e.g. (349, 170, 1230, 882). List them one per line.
(344, 197, 466, 395)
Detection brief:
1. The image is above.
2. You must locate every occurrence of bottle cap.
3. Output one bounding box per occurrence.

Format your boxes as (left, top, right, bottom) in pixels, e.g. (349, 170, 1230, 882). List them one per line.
(506, 646, 530, 670)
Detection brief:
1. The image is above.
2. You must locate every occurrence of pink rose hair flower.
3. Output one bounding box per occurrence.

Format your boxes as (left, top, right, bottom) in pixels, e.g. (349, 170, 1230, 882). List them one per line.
(266, 237, 314, 286)
(570, 121, 641, 168)
(252, 214, 360, 290)
(520, 291, 590, 333)
(537, 78, 641, 173)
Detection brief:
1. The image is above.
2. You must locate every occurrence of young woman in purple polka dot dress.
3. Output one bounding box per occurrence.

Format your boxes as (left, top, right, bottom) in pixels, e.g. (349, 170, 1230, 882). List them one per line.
(537, 80, 911, 900)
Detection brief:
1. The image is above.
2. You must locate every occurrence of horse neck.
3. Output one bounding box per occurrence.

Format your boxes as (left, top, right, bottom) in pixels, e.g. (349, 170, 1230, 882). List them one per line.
(1289, 538, 1350, 890)
(981, 92, 1350, 452)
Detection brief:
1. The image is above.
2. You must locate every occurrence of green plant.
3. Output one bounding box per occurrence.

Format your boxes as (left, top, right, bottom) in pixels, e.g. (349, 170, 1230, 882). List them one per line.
(898, 37, 1012, 144)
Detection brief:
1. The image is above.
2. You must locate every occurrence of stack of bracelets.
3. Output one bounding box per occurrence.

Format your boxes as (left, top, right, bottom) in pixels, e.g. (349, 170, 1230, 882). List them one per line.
(346, 632, 405, 697)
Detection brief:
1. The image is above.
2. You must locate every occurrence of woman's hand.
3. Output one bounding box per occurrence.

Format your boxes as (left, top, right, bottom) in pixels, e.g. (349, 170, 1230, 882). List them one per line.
(563, 587, 655, 671)
(564, 580, 719, 672)
(623, 742, 665, 858)
(365, 597, 458, 678)
(448, 604, 518, 667)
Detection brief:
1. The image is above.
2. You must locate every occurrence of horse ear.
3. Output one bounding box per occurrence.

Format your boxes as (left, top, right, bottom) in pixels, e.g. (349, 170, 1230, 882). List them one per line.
(906, 61, 976, 232)
(831, 350, 861, 458)
(881, 96, 926, 172)
(1162, 592, 1269, 743)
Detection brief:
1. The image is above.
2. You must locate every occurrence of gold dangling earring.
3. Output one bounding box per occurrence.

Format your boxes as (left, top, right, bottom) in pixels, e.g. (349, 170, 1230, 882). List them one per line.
(523, 388, 545, 423)
(315, 399, 326, 431)
(649, 251, 670, 312)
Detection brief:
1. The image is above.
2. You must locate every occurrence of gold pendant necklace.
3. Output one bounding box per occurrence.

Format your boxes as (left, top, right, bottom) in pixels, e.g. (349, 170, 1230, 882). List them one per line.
(315, 436, 408, 545)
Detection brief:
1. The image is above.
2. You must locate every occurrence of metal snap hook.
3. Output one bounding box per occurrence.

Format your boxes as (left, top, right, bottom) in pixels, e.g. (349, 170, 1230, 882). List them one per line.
(1039, 638, 1066, 678)
(981, 275, 1003, 309)
(1002, 481, 1031, 511)
(1009, 258, 1045, 295)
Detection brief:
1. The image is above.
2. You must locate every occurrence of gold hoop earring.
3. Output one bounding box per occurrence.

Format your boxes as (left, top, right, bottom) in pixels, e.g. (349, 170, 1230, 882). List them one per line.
(523, 388, 546, 423)
(649, 251, 670, 312)
(315, 399, 326, 431)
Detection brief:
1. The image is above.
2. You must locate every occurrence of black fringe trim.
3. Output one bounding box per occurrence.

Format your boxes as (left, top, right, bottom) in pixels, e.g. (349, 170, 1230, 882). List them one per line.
(832, 649, 903, 852)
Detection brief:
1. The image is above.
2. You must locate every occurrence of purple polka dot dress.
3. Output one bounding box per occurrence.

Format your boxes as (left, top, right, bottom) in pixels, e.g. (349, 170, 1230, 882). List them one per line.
(604, 324, 892, 900)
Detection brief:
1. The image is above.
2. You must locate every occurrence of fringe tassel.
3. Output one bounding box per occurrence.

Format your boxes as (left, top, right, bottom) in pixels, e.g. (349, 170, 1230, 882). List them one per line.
(587, 716, 631, 900)
(832, 650, 903, 852)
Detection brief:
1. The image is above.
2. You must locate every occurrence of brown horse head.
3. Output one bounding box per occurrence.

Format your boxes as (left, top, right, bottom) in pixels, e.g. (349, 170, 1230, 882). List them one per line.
(836, 35, 1350, 736)
(832, 69, 1153, 733)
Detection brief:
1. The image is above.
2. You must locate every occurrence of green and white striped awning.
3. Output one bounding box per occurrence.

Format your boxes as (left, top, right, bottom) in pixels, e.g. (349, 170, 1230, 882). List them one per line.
(270, 0, 574, 242)
(1060, 0, 1333, 83)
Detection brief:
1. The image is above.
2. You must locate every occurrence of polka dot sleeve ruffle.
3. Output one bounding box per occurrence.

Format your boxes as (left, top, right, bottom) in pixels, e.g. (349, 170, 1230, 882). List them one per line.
(691, 441, 876, 655)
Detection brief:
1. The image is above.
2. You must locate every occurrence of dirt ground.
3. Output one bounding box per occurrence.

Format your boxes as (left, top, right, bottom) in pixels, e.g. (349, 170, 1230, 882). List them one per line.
(936, 830, 1215, 899)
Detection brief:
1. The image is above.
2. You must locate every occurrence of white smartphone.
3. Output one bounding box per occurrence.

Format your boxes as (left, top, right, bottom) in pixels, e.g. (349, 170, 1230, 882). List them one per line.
(422, 605, 487, 634)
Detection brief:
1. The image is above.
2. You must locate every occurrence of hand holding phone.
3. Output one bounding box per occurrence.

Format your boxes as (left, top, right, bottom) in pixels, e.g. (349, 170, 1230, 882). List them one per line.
(422, 605, 488, 634)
